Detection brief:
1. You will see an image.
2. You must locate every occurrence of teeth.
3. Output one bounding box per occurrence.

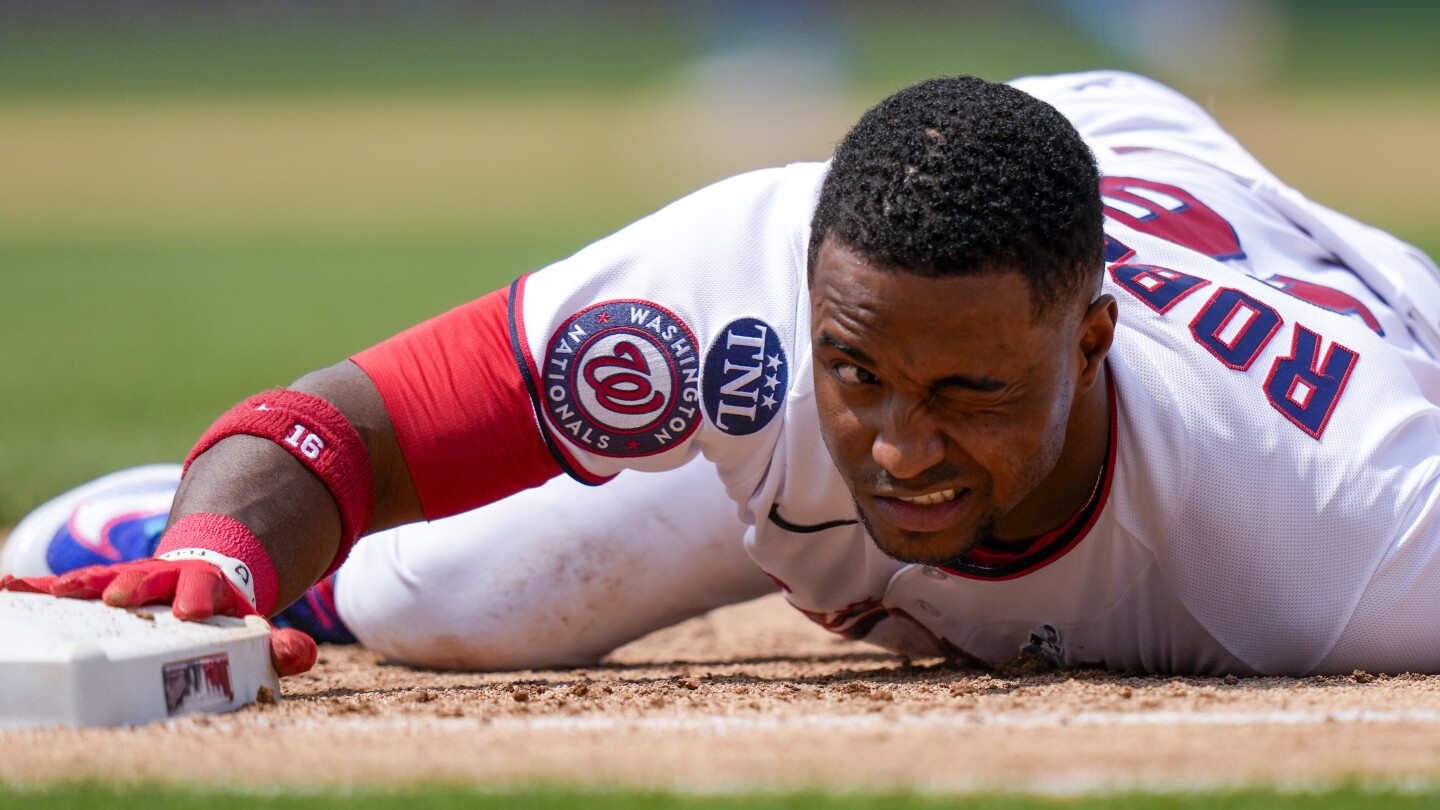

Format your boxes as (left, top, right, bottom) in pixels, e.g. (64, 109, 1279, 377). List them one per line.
(897, 489, 956, 506)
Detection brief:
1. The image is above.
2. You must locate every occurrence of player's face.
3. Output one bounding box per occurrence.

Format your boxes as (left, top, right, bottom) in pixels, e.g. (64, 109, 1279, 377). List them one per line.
(810, 238, 1112, 567)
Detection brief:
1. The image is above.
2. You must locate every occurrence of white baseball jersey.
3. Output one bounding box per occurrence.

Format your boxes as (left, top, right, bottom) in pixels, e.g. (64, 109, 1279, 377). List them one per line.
(364, 72, 1440, 676)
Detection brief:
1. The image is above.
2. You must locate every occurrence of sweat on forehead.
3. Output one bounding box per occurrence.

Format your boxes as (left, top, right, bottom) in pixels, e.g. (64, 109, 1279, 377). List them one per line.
(807, 75, 1105, 316)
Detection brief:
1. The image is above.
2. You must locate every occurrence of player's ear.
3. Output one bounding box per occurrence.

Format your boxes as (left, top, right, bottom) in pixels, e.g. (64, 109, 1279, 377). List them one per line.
(1075, 293, 1117, 390)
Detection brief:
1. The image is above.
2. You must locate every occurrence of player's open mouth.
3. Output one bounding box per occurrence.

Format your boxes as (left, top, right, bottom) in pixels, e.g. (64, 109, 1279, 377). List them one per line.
(894, 489, 956, 506)
(872, 489, 970, 533)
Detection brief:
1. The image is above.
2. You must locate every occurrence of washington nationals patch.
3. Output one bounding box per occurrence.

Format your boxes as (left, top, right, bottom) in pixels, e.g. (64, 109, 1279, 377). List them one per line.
(703, 317, 787, 435)
(542, 300, 701, 457)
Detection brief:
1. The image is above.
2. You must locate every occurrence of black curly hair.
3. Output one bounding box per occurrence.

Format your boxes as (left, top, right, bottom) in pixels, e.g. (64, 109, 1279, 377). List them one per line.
(808, 75, 1104, 317)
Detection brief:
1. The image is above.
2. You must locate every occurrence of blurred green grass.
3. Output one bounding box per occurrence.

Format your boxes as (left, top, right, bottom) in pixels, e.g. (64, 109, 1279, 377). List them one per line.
(0, 8, 692, 101)
(0, 236, 568, 523)
(2, 1, 1438, 525)
(2, 1, 1438, 100)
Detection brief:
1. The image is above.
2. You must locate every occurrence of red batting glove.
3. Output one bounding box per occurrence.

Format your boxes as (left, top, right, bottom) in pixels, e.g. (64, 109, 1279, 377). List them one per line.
(1, 560, 316, 677)
(0, 574, 56, 594)
(267, 626, 319, 676)
(47, 558, 244, 616)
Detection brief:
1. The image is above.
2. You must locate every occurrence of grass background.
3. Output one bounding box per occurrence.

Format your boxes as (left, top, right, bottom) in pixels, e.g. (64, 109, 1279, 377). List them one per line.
(2, 2, 1438, 525)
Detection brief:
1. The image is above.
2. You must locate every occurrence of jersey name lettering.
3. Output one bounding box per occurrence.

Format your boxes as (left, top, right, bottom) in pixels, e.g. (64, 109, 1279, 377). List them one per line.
(1111, 263, 1211, 313)
(1264, 326, 1360, 438)
(1190, 288, 1283, 371)
(1110, 263, 1358, 439)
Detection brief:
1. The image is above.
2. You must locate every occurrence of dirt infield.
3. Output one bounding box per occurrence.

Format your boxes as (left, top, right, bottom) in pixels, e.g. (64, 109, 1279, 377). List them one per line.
(5, 593, 1440, 793)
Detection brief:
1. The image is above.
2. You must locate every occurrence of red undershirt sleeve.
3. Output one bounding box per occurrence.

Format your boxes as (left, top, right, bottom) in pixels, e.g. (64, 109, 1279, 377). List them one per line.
(351, 284, 562, 521)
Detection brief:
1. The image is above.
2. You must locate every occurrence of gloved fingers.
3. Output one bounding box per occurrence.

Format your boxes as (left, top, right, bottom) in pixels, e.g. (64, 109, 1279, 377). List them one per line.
(0, 574, 57, 594)
(269, 626, 318, 677)
(102, 565, 180, 608)
(3, 565, 314, 676)
(172, 565, 253, 621)
(52, 565, 125, 600)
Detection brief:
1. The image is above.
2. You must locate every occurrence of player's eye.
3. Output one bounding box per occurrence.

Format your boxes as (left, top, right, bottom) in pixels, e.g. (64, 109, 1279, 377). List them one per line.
(832, 362, 877, 386)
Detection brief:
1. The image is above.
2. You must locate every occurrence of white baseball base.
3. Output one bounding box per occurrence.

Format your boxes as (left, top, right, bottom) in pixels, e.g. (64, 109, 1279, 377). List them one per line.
(0, 592, 279, 728)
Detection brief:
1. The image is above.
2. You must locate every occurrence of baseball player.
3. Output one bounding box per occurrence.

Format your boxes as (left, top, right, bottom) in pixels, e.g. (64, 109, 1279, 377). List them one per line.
(7, 71, 1440, 678)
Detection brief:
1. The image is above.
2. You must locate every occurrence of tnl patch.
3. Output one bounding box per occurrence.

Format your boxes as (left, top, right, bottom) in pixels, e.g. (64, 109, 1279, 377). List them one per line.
(542, 300, 701, 457)
(703, 317, 787, 435)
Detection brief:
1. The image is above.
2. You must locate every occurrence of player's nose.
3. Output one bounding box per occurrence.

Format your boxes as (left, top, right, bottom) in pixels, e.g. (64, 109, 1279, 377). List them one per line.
(870, 401, 945, 481)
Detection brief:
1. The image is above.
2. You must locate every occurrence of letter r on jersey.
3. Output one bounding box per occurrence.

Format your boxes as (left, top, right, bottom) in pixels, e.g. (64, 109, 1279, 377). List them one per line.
(1264, 325, 1359, 439)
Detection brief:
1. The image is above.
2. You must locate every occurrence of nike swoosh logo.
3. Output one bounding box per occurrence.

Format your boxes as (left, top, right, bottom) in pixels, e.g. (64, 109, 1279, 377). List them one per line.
(767, 503, 858, 534)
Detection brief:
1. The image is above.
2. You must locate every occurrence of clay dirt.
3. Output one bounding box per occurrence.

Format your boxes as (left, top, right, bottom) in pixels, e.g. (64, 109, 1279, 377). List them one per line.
(5, 593, 1440, 793)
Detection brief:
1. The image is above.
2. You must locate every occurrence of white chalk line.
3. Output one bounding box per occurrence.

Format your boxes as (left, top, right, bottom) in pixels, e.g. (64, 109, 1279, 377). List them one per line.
(276, 707, 1440, 734)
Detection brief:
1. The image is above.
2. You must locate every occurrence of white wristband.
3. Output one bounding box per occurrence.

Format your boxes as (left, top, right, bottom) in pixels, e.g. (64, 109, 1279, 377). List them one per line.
(157, 548, 258, 610)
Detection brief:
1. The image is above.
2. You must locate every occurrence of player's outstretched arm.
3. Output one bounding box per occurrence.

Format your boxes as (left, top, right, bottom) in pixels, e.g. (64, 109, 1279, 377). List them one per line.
(2, 360, 422, 647)
(165, 360, 423, 610)
(3, 282, 562, 678)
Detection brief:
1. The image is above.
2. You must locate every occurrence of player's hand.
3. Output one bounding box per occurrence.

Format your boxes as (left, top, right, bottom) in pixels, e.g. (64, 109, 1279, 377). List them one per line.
(265, 626, 319, 677)
(0, 573, 55, 594)
(1, 561, 317, 676)
(54, 558, 248, 617)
